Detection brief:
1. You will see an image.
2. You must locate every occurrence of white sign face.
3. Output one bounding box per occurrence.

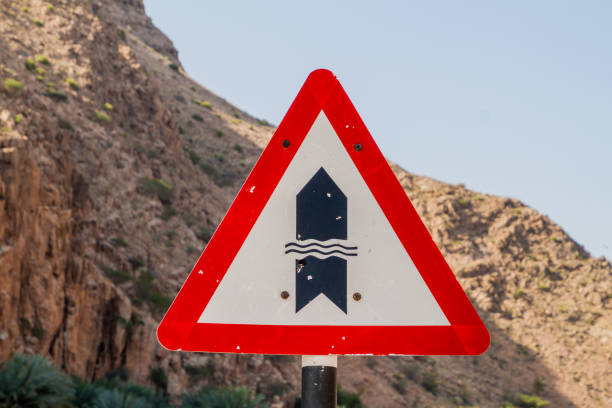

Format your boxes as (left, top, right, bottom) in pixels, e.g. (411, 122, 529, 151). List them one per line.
(198, 112, 448, 326)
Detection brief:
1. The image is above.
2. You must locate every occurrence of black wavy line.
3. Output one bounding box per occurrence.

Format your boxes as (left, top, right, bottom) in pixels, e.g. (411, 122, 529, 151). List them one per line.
(284, 242, 358, 250)
(284, 249, 358, 257)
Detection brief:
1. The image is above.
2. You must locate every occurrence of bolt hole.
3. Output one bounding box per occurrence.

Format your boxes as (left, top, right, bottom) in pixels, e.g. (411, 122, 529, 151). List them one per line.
(353, 292, 362, 301)
(353, 143, 362, 151)
(282, 139, 290, 148)
(281, 291, 290, 300)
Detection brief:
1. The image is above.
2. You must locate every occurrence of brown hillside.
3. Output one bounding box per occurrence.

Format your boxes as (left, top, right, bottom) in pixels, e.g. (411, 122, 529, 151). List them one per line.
(0, 1, 609, 407)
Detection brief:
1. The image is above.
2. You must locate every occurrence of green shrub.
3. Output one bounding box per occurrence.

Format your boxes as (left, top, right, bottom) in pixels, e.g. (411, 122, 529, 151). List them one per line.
(169, 63, 179, 72)
(200, 101, 212, 110)
(100, 264, 131, 284)
(22, 6, 29, 12)
(32, 19, 43, 27)
(25, 59, 36, 71)
(47, 89, 68, 101)
(185, 148, 200, 165)
(119, 29, 126, 41)
(257, 119, 270, 126)
(71, 377, 102, 408)
(233, 112, 241, 119)
(14, 113, 24, 124)
(92, 389, 148, 408)
(46, 3, 55, 12)
(391, 378, 405, 394)
(513, 288, 527, 299)
(337, 386, 363, 408)
(192, 113, 203, 122)
(134, 272, 171, 312)
(128, 257, 145, 269)
(257, 381, 291, 399)
(421, 370, 438, 394)
(503, 394, 550, 408)
(103, 102, 114, 111)
(94, 110, 111, 122)
(215, 129, 223, 137)
(400, 362, 419, 380)
(184, 360, 216, 381)
(149, 367, 167, 393)
(36, 55, 50, 65)
(139, 178, 174, 205)
(233, 144, 243, 154)
(36, 75, 44, 82)
(181, 387, 266, 408)
(3, 78, 24, 93)
(66, 78, 79, 90)
(195, 227, 214, 243)
(538, 284, 549, 292)
(58, 118, 73, 130)
(0, 354, 74, 407)
(198, 162, 235, 187)
(458, 198, 470, 207)
(160, 205, 177, 220)
(111, 237, 129, 248)
(36, 67, 46, 76)
(533, 378, 546, 394)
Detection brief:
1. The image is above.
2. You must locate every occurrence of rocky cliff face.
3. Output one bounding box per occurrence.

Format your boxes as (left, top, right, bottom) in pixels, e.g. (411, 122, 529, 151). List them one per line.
(0, 1, 609, 407)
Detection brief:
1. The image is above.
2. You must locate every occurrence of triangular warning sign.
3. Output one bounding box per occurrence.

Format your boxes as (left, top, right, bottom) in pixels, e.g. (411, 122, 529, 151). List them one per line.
(157, 69, 489, 355)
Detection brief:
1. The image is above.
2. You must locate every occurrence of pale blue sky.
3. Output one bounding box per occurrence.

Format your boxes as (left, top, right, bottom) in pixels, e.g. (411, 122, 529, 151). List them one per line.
(144, 1, 611, 260)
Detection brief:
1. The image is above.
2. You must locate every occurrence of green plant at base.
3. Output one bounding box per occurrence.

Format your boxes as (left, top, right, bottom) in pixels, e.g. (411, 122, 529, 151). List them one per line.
(181, 387, 267, 408)
(71, 377, 102, 407)
(92, 389, 148, 408)
(36, 67, 46, 76)
(215, 129, 223, 137)
(32, 19, 43, 27)
(0, 354, 74, 407)
(200, 100, 212, 109)
(103, 102, 114, 111)
(233, 144, 244, 154)
(192, 113, 203, 122)
(149, 367, 167, 393)
(14, 113, 24, 124)
(337, 386, 363, 408)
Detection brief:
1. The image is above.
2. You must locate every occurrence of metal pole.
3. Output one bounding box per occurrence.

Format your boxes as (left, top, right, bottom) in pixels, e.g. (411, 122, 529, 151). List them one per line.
(301, 355, 337, 408)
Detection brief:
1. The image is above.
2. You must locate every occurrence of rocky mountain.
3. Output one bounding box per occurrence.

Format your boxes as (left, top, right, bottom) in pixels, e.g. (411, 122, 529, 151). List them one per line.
(0, 1, 609, 407)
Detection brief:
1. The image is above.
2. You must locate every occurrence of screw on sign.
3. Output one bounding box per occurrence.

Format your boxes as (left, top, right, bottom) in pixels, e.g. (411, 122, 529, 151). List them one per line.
(157, 69, 489, 407)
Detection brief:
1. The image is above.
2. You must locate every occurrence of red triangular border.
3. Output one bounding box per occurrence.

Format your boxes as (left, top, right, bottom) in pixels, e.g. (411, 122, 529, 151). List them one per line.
(157, 69, 490, 355)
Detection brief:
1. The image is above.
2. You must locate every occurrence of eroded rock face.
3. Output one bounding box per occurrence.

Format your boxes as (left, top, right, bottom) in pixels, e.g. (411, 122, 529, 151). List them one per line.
(0, 1, 610, 407)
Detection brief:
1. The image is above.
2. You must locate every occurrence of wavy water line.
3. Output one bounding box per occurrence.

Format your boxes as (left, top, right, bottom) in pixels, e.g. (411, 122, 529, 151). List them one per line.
(284, 248, 358, 257)
(285, 242, 358, 251)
